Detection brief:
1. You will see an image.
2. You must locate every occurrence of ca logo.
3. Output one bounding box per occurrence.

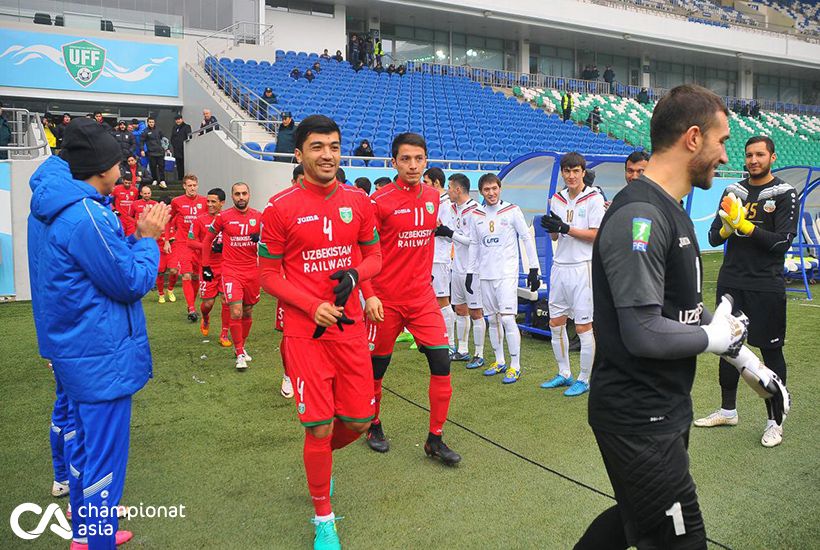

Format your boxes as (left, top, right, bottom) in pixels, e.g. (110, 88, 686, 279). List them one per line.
(9, 503, 72, 540)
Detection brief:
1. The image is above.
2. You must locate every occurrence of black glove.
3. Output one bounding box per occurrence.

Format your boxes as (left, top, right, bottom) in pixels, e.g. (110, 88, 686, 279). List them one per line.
(434, 224, 454, 238)
(329, 268, 359, 306)
(202, 266, 214, 282)
(250, 232, 260, 243)
(211, 240, 223, 253)
(527, 268, 540, 292)
(465, 273, 474, 295)
(541, 212, 570, 234)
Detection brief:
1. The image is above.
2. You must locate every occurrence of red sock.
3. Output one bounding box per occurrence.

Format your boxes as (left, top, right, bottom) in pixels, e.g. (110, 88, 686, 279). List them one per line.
(156, 274, 164, 294)
(200, 300, 213, 323)
(220, 302, 231, 337)
(230, 318, 245, 355)
(303, 431, 333, 516)
(280, 337, 288, 376)
(242, 316, 253, 340)
(373, 378, 383, 423)
(330, 418, 362, 450)
(182, 279, 196, 310)
(428, 374, 453, 435)
(168, 273, 178, 290)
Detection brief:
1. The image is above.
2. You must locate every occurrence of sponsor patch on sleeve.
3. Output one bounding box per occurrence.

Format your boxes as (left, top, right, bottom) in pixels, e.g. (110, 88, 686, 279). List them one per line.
(632, 217, 652, 252)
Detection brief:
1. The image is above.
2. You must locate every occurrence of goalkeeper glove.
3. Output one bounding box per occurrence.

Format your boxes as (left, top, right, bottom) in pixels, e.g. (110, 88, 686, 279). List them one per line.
(211, 240, 223, 253)
(702, 294, 749, 358)
(527, 268, 540, 292)
(719, 193, 755, 235)
(540, 212, 570, 234)
(202, 266, 214, 282)
(465, 273, 474, 295)
(723, 346, 791, 425)
(329, 268, 359, 306)
(434, 224, 454, 238)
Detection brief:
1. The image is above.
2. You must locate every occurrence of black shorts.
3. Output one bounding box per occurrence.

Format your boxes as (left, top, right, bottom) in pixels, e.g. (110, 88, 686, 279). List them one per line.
(716, 286, 786, 349)
(593, 427, 706, 549)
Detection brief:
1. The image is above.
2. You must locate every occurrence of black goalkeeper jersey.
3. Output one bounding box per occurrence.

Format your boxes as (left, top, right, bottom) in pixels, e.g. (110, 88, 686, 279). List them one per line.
(708, 176, 798, 293)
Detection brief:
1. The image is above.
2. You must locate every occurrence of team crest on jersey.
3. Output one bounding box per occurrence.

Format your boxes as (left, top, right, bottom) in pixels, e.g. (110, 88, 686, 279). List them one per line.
(298, 402, 306, 414)
(368, 343, 375, 351)
(249, 219, 257, 227)
(632, 217, 652, 252)
(339, 207, 353, 223)
(425, 201, 435, 214)
(763, 200, 776, 213)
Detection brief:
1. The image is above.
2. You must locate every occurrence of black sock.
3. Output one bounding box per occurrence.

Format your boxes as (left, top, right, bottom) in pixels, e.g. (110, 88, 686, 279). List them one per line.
(720, 388, 737, 411)
(427, 432, 442, 444)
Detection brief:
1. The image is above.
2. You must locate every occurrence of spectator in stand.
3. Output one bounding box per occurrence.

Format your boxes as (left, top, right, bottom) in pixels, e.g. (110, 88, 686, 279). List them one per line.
(587, 106, 603, 133)
(355, 176, 372, 195)
(200, 109, 219, 134)
(93, 111, 111, 132)
(140, 116, 167, 188)
(123, 154, 150, 186)
(353, 60, 364, 72)
(365, 35, 375, 66)
(603, 65, 615, 93)
(304, 69, 316, 82)
(55, 113, 71, 150)
(561, 90, 574, 122)
(333, 50, 343, 62)
(42, 115, 57, 154)
(112, 120, 135, 167)
(171, 114, 192, 181)
(581, 65, 591, 80)
(374, 37, 384, 65)
(274, 111, 296, 162)
(312, 61, 322, 73)
(387, 63, 396, 74)
(290, 67, 302, 80)
(740, 102, 750, 117)
(350, 34, 361, 66)
(354, 139, 375, 165)
(397, 64, 407, 76)
(750, 101, 761, 118)
(374, 61, 385, 74)
(257, 87, 278, 119)
(373, 176, 391, 190)
(591, 65, 600, 80)
(320, 49, 331, 60)
(732, 100, 742, 114)
(636, 87, 650, 105)
(0, 102, 11, 160)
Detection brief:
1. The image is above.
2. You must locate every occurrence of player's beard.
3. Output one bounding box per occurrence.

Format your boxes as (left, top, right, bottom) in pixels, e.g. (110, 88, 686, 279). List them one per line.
(748, 163, 771, 180)
(689, 151, 717, 190)
(234, 200, 248, 210)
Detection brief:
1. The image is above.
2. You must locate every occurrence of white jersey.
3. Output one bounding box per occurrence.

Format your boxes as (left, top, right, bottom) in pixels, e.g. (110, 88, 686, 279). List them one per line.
(549, 186, 605, 265)
(450, 198, 479, 274)
(468, 200, 539, 280)
(434, 192, 453, 265)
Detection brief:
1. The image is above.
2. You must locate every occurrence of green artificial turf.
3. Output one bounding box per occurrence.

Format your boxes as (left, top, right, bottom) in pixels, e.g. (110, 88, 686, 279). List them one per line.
(1, 253, 818, 549)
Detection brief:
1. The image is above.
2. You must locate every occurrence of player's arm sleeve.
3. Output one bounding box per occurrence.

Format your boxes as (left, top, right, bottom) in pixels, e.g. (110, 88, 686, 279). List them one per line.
(187, 222, 203, 251)
(69, 201, 159, 304)
(747, 188, 798, 254)
(708, 190, 729, 247)
(467, 216, 479, 274)
(617, 305, 708, 359)
(514, 208, 539, 269)
(356, 196, 382, 281)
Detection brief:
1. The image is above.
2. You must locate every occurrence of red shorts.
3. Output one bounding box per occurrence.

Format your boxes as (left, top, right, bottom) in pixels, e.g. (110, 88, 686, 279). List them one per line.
(158, 249, 171, 273)
(198, 271, 223, 300)
(284, 334, 374, 427)
(366, 298, 449, 357)
(222, 271, 260, 306)
(170, 241, 199, 274)
(274, 304, 285, 332)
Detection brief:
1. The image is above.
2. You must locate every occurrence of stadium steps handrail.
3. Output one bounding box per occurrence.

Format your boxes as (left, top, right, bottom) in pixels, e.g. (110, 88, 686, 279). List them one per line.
(0, 107, 51, 160)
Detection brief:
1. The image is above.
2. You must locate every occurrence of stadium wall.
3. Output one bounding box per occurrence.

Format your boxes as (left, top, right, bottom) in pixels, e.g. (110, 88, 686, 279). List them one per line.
(264, 5, 347, 58)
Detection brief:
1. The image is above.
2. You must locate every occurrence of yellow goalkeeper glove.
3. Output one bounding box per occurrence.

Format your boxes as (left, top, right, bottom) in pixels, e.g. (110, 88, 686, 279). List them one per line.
(719, 193, 755, 236)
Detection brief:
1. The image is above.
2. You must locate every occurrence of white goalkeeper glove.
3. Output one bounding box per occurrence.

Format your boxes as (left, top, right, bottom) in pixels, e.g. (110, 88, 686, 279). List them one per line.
(723, 346, 791, 425)
(702, 295, 749, 358)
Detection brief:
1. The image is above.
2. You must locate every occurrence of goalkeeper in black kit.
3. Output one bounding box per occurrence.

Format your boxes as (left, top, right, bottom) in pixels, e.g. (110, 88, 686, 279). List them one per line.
(694, 136, 797, 447)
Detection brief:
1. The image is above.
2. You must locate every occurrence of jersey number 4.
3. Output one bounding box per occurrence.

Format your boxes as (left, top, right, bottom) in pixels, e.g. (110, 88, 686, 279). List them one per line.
(323, 217, 333, 241)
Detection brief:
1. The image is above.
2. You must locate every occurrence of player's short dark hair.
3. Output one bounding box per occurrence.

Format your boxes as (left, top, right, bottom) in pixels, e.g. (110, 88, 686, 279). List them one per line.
(560, 152, 586, 171)
(207, 187, 226, 201)
(231, 181, 249, 193)
(745, 136, 775, 154)
(424, 167, 445, 187)
(374, 176, 392, 189)
(650, 84, 728, 153)
(94, 111, 102, 116)
(292, 164, 304, 180)
(448, 173, 470, 193)
(146, 116, 155, 122)
(478, 173, 501, 190)
(336, 167, 346, 182)
(354, 177, 372, 195)
(294, 114, 341, 151)
(391, 132, 427, 159)
(122, 172, 132, 181)
(625, 150, 650, 166)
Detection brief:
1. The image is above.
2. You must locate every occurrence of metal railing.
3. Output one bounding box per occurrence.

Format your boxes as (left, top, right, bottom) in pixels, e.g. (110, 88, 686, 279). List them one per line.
(0, 107, 51, 160)
(229, 117, 283, 143)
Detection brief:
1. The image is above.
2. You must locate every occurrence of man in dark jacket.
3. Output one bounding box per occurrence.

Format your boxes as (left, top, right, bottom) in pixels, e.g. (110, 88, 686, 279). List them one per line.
(603, 66, 615, 93)
(28, 118, 171, 548)
(170, 114, 192, 181)
(140, 117, 167, 188)
(0, 102, 12, 160)
(354, 139, 375, 166)
(54, 113, 71, 150)
(274, 111, 296, 162)
(112, 120, 136, 167)
(587, 106, 603, 132)
(200, 109, 218, 134)
(636, 87, 650, 105)
(93, 111, 111, 132)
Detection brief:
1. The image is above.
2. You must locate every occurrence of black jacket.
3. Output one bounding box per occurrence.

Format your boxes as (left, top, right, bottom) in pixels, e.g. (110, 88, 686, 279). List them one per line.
(142, 127, 165, 157)
(170, 123, 192, 156)
(200, 116, 219, 134)
(275, 121, 296, 154)
(112, 130, 136, 160)
(353, 145, 374, 157)
(603, 69, 615, 83)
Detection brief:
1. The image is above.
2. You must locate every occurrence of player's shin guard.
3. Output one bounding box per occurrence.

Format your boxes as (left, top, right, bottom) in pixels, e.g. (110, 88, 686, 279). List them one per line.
(456, 315, 470, 354)
(441, 306, 455, 348)
(501, 315, 521, 370)
(428, 374, 453, 436)
(488, 315, 505, 364)
(242, 316, 253, 340)
(230, 318, 245, 355)
(330, 418, 363, 450)
(725, 346, 791, 424)
(303, 431, 333, 516)
(472, 317, 486, 358)
(550, 324, 571, 378)
(578, 330, 595, 383)
(182, 279, 196, 310)
(168, 272, 178, 290)
(156, 274, 165, 294)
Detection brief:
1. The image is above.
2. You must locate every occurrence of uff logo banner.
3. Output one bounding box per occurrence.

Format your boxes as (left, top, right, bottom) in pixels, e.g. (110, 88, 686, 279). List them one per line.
(0, 29, 178, 97)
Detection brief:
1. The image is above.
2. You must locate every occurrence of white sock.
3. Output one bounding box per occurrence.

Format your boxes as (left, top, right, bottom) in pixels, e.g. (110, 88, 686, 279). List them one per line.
(578, 330, 595, 383)
(472, 317, 486, 358)
(456, 315, 470, 354)
(441, 306, 455, 348)
(550, 325, 571, 378)
(283, 374, 291, 382)
(720, 408, 737, 417)
(766, 419, 777, 429)
(500, 315, 521, 371)
(488, 315, 505, 365)
(314, 512, 335, 523)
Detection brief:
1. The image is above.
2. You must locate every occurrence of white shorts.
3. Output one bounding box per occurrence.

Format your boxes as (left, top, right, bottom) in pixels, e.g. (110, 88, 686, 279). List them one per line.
(432, 263, 451, 298)
(451, 271, 482, 309)
(549, 262, 593, 324)
(481, 278, 518, 316)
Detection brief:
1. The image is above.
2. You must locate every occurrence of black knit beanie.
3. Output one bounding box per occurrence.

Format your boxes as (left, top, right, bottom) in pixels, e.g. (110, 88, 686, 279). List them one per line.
(60, 118, 121, 176)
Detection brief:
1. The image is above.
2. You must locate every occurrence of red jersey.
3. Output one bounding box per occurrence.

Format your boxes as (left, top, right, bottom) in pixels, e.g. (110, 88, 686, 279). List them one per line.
(131, 198, 157, 219)
(190, 213, 223, 270)
(168, 194, 207, 241)
(259, 180, 379, 339)
(369, 179, 439, 304)
(208, 206, 262, 272)
(111, 184, 138, 217)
